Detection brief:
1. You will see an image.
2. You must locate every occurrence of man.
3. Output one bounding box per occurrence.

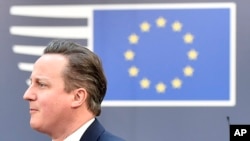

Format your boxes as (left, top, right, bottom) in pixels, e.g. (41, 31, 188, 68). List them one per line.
(23, 40, 125, 141)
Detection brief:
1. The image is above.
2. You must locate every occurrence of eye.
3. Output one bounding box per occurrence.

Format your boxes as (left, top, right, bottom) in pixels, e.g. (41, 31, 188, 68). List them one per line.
(37, 81, 47, 88)
(39, 83, 46, 87)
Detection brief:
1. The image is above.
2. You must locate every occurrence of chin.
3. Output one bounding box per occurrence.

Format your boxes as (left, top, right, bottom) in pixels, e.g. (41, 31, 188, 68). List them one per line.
(30, 121, 39, 130)
(30, 119, 51, 135)
(30, 118, 42, 131)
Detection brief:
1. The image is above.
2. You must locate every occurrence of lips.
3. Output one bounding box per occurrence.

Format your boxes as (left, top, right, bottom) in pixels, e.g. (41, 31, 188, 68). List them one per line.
(29, 108, 38, 114)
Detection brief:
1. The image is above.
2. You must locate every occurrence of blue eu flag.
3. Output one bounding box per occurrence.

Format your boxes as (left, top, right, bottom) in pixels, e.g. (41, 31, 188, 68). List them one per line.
(93, 4, 236, 106)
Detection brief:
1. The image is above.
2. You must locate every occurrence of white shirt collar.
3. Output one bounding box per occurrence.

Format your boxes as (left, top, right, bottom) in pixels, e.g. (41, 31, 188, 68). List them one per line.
(53, 118, 95, 141)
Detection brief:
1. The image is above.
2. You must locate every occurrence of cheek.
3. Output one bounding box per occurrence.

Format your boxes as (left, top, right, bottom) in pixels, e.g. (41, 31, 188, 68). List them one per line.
(39, 97, 57, 116)
(40, 91, 70, 114)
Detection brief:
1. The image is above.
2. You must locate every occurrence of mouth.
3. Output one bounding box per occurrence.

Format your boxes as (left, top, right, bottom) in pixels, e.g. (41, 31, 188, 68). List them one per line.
(29, 108, 38, 114)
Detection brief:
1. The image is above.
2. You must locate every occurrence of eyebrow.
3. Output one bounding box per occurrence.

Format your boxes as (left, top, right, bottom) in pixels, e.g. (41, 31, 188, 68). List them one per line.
(30, 76, 50, 81)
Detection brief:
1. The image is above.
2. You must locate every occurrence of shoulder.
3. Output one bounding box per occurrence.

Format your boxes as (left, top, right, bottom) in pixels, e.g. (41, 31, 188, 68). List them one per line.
(98, 131, 125, 141)
(80, 119, 125, 141)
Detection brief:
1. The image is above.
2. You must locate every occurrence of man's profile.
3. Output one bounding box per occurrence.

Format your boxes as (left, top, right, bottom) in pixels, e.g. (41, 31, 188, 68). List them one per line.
(23, 40, 125, 141)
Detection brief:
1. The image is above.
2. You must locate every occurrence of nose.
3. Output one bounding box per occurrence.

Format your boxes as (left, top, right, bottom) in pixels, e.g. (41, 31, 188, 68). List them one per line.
(23, 86, 37, 101)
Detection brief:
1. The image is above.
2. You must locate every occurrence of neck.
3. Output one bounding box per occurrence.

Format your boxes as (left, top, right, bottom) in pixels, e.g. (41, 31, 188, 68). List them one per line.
(50, 111, 94, 141)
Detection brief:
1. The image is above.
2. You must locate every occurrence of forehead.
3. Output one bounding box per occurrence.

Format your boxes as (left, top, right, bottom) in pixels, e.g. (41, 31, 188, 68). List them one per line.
(31, 54, 68, 79)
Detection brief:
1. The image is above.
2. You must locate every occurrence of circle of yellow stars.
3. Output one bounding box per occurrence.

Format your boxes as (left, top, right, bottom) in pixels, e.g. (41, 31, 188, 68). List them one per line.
(125, 16, 199, 94)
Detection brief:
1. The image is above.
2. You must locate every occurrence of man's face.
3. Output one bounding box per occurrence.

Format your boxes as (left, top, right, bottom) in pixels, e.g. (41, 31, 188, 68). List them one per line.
(23, 54, 73, 134)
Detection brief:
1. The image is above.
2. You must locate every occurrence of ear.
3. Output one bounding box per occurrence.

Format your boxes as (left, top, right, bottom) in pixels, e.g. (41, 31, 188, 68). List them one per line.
(71, 88, 87, 108)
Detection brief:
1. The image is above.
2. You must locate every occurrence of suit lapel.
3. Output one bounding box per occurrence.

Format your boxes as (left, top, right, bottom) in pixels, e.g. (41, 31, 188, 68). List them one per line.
(80, 119, 105, 141)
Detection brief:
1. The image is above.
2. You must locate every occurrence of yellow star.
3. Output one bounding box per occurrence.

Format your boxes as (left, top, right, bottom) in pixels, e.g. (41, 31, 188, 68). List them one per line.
(140, 22, 151, 32)
(183, 66, 194, 77)
(124, 50, 135, 61)
(171, 78, 182, 89)
(155, 82, 166, 93)
(128, 33, 139, 44)
(187, 49, 198, 60)
(183, 33, 194, 44)
(172, 21, 182, 32)
(140, 78, 150, 89)
(156, 17, 167, 27)
(128, 66, 139, 77)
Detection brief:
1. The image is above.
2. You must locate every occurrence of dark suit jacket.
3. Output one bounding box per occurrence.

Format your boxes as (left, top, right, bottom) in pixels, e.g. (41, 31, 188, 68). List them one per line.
(80, 119, 125, 141)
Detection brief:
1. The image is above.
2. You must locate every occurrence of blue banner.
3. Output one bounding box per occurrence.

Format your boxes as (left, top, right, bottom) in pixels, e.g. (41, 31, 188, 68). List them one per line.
(93, 6, 235, 106)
